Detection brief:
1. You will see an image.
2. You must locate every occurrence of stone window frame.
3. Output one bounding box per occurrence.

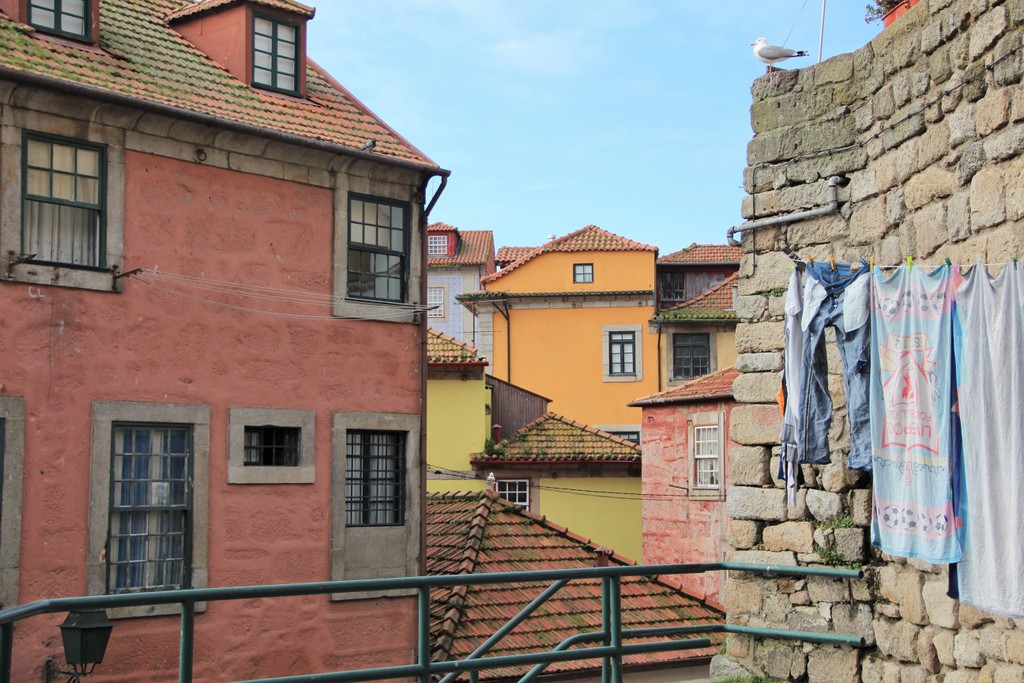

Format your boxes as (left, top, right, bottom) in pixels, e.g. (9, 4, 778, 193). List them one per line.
(688, 410, 725, 502)
(0, 397, 25, 610)
(602, 324, 643, 383)
(88, 401, 210, 618)
(331, 410, 421, 600)
(1, 124, 125, 292)
(227, 407, 315, 484)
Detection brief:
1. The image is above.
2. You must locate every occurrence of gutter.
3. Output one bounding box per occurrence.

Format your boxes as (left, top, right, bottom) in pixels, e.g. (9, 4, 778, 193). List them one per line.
(727, 175, 848, 247)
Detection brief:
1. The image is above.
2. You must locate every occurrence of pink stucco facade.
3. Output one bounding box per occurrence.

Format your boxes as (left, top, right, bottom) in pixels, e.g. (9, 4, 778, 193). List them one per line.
(640, 397, 736, 607)
(0, 108, 432, 679)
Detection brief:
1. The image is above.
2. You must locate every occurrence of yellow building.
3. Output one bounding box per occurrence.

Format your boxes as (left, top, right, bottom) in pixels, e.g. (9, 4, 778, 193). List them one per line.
(471, 413, 643, 561)
(462, 226, 659, 442)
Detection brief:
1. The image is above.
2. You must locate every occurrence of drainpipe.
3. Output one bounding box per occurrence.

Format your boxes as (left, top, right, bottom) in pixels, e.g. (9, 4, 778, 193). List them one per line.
(726, 175, 849, 247)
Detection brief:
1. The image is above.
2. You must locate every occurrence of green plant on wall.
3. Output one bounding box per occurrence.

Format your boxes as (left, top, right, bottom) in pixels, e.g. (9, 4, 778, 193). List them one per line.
(865, 0, 905, 22)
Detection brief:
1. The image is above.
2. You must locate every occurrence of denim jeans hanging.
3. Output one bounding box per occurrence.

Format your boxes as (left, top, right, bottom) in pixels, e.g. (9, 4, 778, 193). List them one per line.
(798, 260, 872, 470)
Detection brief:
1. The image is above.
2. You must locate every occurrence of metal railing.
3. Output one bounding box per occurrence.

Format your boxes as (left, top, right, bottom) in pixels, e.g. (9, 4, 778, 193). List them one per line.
(0, 562, 865, 683)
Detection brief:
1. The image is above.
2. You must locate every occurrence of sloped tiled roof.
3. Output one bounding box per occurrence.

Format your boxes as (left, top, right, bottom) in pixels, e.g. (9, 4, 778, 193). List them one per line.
(427, 223, 495, 268)
(658, 273, 739, 321)
(167, 0, 315, 21)
(427, 329, 486, 365)
(0, 0, 439, 169)
(471, 413, 641, 465)
(629, 366, 739, 407)
(495, 246, 534, 269)
(484, 226, 657, 285)
(427, 491, 722, 679)
(658, 243, 743, 265)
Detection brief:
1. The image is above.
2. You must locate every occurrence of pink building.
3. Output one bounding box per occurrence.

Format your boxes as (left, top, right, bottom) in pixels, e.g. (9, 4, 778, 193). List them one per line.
(630, 367, 740, 606)
(0, 0, 446, 679)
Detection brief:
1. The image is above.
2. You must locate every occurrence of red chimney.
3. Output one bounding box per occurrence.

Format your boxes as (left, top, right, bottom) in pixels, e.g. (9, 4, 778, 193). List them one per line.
(491, 424, 502, 443)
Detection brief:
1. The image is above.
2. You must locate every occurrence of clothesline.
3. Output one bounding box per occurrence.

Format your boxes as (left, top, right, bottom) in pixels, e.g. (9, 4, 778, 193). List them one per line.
(786, 253, 1019, 271)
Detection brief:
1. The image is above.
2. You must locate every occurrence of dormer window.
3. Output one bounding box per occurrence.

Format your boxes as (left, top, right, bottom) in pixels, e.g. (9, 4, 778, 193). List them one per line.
(253, 13, 299, 94)
(29, 0, 91, 39)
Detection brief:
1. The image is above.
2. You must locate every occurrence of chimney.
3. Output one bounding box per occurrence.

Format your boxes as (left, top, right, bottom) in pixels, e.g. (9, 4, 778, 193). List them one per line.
(594, 547, 612, 567)
(491, 424, 502, 443)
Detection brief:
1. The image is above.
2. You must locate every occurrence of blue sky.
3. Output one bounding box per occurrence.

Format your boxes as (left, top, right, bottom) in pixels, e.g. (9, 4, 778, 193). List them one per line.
(307, 1, 882, 254)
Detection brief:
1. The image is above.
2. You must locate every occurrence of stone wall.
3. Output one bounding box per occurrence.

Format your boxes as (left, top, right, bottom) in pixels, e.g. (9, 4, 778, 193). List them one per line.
(727, 0, 1024, 681)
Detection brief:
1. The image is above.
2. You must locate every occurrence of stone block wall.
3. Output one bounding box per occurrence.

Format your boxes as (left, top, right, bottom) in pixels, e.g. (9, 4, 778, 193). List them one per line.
(728, 0, 1024, 681)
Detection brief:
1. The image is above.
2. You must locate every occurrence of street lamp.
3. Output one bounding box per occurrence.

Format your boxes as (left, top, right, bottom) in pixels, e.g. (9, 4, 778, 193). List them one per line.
(44, 610, 113, 682)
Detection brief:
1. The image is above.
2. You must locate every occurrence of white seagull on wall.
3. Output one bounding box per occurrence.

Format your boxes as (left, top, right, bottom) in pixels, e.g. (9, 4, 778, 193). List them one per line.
(751, 38, 809, 72)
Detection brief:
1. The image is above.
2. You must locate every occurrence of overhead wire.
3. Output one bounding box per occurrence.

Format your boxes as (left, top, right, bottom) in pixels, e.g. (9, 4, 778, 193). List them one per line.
(428, 465, 693, 501)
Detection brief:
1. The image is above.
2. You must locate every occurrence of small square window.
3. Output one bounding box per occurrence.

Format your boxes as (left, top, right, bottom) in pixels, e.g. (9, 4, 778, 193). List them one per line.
(428, 234, 448, 256)
(252, 14, 301, 94)
(244, 426, 300, 467)
(29, 0, 90, 39)
(574, 263, 594, 283)
(427, 286, 445, 318)
(496, 479, 530, 508)
(345, 430, 405, 526)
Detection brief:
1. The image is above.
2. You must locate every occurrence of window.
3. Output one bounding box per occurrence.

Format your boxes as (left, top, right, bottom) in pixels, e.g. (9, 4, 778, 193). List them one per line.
(428, 234, 448, 256)
(427, 286, 445, 318)
(23, 133, 105, 268)
(496, 480, 530, 508)
(347, 195, 409, 302)
(693, 425, 720, 489)
(574, 263, 594, 283)
(107, 423, 192, 593)
(609, 331, 636, 375)
(244, 426, 299, 466)
(673, 333, 711, 380)
(28, 0, 90, 39)
(252, 14, 300, 94)
(609, 431, 640, 444)
(228, 408, 315, 484)
(345, 431, 406, 526)
(89, 401, 209, 616)
(0, 398, 25, 610)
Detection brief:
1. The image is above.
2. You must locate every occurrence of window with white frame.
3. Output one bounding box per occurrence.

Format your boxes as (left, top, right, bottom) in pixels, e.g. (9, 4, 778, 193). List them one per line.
(428, 234, 448, 256)
(693, 425, 720, 489)
(573, 263, 594, 283)
(496, 479, 530, 508)
(427, 286, 445, 318)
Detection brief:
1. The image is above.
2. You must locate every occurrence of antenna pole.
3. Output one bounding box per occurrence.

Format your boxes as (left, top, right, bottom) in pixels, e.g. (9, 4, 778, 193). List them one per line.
(818, 0, 827, 62)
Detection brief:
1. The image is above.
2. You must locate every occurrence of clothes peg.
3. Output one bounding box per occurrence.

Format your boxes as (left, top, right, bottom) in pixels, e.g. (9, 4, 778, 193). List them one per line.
(945, 257, 952, 268)
(807, 254, 815, 265)
(829, 255, 837, 271)
(907, 256, 913, 272)
(869, 257, 875, 272)
(1014, 256, 1019, 271)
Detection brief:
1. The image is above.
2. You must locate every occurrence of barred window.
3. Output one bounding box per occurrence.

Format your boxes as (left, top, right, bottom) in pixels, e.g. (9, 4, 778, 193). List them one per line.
(345, 431, 405, 526)
(244, 426, 300, 467)
(694, 425, 720, 489)
(108, 423, 192, 593)
(347, 196, 409, 302)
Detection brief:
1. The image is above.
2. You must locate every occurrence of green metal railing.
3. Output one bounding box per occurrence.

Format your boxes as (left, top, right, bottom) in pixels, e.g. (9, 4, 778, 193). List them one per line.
(0, 562, 865, 683)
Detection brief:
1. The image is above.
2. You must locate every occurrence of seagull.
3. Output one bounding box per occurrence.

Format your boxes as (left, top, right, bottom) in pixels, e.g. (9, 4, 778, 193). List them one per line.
(751, 38, 809, 73)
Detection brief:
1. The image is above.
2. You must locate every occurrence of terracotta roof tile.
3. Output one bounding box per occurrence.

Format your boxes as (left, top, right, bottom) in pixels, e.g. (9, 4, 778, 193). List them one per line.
(427, 223, 495, 268)
(658, 243, 742, 265)
(0, 0, 437, 169)
(484, 226, 656, 285)
(495, 246, 534, 268)
(427, 491, 723, 679)
(658, 273, 739, 321)
(471, 413, 640, 464)
(428, 222, 459, 234)
(427, 329, 486, 365)
(167, 0, 315, 21)
(629, 366, 739, 406)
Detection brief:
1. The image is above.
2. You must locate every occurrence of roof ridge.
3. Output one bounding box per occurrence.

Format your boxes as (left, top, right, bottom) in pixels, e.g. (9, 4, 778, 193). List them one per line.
(167, 0, 317, 22)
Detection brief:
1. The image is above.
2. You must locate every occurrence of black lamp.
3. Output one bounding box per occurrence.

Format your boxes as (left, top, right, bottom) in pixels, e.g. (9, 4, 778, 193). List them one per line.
(45, 610, 113, 682)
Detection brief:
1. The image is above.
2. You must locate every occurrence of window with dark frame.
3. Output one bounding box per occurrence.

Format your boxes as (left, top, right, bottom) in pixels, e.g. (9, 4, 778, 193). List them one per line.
(28, 0, 90, 39)
(609, 431, 640, 444)
(496, 479, 530, 508)
(345, 430, 405, 526)
(252, 13, 300, 94)
(107, 423, 192, 593)
(673, 333, 711, 379)
(347, 196, 409, 302)
(23, 133, 105, 268)
(608, 331, 636, 375)
(573, 263, 594, 283)
(693, 425, 720, 489)
(243, 426, 300, 467)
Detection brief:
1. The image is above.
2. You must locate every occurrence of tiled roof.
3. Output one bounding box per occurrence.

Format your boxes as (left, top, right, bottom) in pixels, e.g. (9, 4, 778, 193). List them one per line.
(495, 246, 534, 268)
(427, 491, 723, 679)
(629, 366, 739, 407)
(458, 289, 652, 302)
(658, 243, 743, 265)
(658, 273, 739, 321)
(484, 226, 657, 285)
(428, 329, 486, 365)
(0, 0, 438, 169)
(471, 413, 641, 465)
(427, 223, 495, 268)
(167, 0, 315, 21)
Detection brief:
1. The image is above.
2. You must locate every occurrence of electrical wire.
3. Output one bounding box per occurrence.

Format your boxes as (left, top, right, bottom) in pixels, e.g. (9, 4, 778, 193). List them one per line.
(428, 465, 691, 501)
(782, 0, 811, 48)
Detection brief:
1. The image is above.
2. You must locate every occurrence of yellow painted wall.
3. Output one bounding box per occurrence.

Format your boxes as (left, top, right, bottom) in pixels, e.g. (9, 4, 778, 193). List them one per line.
(486, 250, 658, 429)
(716, 329, 737, 369)
(537, 477, 642, 561)
(426, 375, 489, 493)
